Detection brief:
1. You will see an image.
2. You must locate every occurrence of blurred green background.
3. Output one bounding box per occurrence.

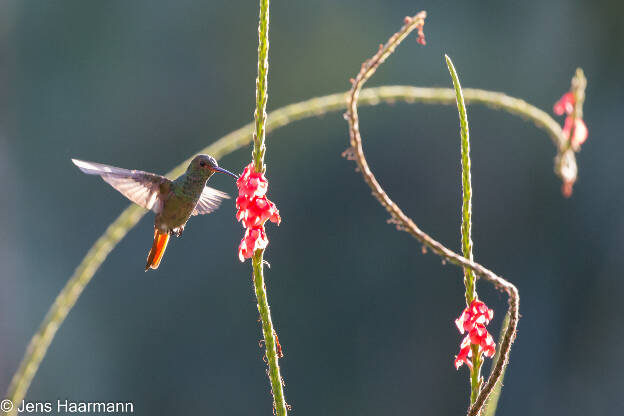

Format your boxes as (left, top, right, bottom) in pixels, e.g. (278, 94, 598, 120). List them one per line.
(1, 0, 623, 414)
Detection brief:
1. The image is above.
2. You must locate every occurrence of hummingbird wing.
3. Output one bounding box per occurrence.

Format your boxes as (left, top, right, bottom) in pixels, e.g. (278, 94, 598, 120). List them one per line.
(192, 186, 229, 216)
(72, 159, 171, 212)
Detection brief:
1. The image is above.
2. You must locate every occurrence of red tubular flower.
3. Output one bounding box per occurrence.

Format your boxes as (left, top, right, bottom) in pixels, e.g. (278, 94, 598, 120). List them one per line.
(562, 116, 588, 148)
(238, 226, 269, 262)
(481, 332, 496, 358)
(236, 164, 280, 262)
(455, 336, 473, 370)
(553, 91, 588, 149)
(454, 300, 494, 334)
(236, 195, 281, 228)
(454, 300, 496, 370)
(237, 164, 268, 198)
(553, 92, 574, 116)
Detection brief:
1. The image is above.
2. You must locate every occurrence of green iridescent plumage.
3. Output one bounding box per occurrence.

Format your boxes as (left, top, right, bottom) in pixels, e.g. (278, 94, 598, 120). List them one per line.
(72, 154, 237, 269)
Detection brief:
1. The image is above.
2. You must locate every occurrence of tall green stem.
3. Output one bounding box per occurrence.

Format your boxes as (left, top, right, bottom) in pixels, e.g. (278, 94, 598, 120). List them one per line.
(249, 0, 287, 414)
(252, 252, 286, 414)
(445, 56, 476, 304)
(252, 0, 269, 173)
(446, 55, 482, 404)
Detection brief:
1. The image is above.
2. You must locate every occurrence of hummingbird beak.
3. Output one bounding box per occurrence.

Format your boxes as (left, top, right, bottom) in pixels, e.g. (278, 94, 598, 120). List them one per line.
(213, 166, 239, 179)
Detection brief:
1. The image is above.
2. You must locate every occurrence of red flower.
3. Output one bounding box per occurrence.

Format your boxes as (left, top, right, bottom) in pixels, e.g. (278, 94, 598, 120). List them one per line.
(238, 226, 268, 262)
(237, 164, 268, 198)
(454, 300, 496, 370)
(482, 333, 496, 358)
(469, 324, 496, 357)
(553, 92, 574, 116)
(236, 195, 281, 228)
(454, 336, 473, 370)
(236, 164, 280, 262)
(562, 116, 588, 148)
(553, 91, 588, 149)
(454, 300, 493, 334)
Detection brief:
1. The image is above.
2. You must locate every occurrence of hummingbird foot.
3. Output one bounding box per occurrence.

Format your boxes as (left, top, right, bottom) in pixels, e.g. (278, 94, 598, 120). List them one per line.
(170, 226, 184, 237)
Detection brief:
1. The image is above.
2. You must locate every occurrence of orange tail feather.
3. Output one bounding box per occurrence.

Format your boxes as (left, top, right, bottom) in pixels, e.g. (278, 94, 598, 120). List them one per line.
(146, 229, 170, 271)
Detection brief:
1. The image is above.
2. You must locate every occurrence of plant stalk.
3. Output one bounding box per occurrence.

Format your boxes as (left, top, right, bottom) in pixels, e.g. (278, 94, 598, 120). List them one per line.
(249, 0, 288, 414)
(445, 54, 481, 405)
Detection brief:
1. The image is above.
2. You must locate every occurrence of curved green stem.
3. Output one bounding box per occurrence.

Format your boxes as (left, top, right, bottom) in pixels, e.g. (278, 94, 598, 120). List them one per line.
(4, 205, 145, 414)
(4, 85, 564, 415)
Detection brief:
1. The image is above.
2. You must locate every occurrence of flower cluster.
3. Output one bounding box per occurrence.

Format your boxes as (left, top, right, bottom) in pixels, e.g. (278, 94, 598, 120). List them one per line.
(236, 164, 281, 262)
(554, 92, 588, 150)
(454, 300, 496, 370)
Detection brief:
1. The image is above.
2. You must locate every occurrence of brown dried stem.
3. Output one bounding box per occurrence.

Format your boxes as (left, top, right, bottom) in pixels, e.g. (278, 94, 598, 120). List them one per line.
(344, 12, 519, 416)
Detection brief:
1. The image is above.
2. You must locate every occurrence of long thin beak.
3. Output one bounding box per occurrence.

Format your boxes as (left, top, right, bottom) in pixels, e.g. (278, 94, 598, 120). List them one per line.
(213, 166, 239, 179)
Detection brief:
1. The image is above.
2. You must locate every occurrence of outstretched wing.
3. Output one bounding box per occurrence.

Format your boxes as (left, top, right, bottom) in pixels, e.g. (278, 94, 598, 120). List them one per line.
(72, 159, 170, 212)
(192, 186, 229, 216)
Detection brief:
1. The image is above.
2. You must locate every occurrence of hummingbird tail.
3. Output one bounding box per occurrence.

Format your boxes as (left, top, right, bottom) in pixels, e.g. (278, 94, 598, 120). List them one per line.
(146, 229, 170, 271)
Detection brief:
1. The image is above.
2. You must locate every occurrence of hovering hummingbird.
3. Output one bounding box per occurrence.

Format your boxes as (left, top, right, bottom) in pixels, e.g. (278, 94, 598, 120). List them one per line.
(72, 155, 238, 270)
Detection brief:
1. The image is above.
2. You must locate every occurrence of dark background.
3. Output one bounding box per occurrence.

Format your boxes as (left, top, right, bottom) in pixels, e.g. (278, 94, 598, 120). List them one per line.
(1, 0, 622, 415)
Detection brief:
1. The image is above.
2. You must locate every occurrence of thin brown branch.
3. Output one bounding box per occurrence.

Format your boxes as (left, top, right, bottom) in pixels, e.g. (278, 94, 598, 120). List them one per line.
(344, 12, 519, 416)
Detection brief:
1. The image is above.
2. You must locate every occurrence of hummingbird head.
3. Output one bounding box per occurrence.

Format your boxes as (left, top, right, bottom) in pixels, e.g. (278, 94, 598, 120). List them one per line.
(190, 154, 238, 179)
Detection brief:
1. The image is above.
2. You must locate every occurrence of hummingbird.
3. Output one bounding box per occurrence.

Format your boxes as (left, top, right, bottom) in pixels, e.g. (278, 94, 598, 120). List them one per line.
(72, 155, 238, 270)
